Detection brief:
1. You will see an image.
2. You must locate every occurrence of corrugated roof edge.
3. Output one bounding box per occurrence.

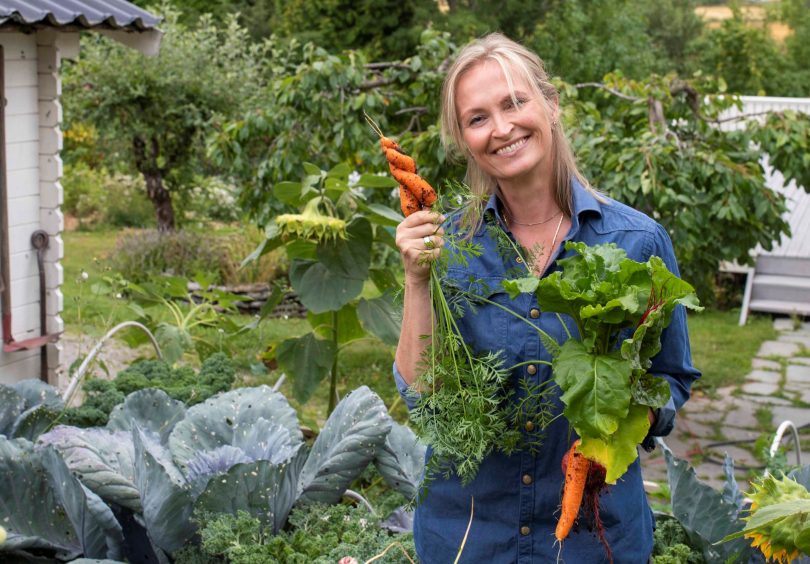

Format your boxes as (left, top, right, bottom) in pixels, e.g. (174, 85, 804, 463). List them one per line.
(0, 0, 161, 31)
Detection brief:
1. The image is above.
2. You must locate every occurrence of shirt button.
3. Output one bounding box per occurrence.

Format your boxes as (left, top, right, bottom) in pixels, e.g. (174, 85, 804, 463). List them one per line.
(529, 308, 540, 318)
(525, 420, 535, 432)
(516, 256, 523, 264)
(520, 526, 531, 536)
(527, 364, 537, 375)
(522, 474, 532, 485)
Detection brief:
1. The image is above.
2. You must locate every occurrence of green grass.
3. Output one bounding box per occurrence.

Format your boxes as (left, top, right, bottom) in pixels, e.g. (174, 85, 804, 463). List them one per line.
(688, 309, 777, 393)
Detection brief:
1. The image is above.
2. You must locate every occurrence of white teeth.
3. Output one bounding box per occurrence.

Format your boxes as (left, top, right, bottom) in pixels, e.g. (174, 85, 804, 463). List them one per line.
(496, 137, 528, 155)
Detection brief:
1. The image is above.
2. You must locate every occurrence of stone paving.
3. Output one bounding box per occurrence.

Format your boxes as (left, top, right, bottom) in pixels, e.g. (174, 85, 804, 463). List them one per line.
(640, 319, 810, 490)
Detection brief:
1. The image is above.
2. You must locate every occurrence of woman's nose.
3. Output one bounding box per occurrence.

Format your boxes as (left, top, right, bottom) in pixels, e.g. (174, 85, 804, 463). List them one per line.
(491, 112, 513, 137)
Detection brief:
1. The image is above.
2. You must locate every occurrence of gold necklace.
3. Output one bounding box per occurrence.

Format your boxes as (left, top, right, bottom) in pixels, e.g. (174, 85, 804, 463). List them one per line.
(537, 213, 565, 276)
(505, 208, 563, 226)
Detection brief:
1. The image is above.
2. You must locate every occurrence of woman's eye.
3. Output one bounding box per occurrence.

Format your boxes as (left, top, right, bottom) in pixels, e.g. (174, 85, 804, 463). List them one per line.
(468, 115, 484, 126)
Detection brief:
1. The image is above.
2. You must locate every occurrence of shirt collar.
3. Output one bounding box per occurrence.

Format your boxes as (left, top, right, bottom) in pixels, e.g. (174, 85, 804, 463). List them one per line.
(481, 176, 602, 236)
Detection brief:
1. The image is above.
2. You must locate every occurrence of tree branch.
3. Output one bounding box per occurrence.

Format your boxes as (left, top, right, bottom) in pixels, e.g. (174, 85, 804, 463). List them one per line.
(394, 106, 428, 116)
(359, 78, 396, 91)
(573, 82, 642, 102)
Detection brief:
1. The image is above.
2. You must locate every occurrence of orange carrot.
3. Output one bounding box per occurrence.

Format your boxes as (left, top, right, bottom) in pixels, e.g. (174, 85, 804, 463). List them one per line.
(380, 137, 400, 151)
(389, 168, 438, 208)
(555, 440, 590, 542)
(399, 184, 420, 217)
(364, 112, 437, 213)
(384, 147, 417, 173)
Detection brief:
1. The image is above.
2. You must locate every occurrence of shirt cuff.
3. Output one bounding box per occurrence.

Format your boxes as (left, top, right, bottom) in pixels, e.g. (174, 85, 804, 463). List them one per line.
(641, 396, 676, 452)
(393, 361, 421, 411)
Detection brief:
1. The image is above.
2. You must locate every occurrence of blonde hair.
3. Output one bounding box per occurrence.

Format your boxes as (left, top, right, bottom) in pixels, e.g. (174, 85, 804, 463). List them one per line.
(440, 33, 597, 232)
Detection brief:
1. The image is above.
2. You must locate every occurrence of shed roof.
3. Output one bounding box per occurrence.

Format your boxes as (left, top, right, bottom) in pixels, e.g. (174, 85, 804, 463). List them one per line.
(0, 0, 160, 31)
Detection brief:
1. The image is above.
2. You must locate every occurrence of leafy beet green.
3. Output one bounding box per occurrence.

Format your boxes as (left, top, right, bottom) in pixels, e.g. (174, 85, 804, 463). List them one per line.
(504, 241, 702, 483)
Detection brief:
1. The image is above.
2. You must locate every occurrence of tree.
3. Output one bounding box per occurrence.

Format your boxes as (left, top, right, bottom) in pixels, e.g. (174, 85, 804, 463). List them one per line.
(208, 30, 460, 225)
(269, 0, 439, 60)
(564, 73, 810, 299)
(63, 10, 267, 231)
(528, 0, 667, 84)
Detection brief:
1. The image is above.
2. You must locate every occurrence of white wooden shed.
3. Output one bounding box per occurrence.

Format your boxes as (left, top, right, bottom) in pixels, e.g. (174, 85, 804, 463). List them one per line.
(0, 0, 160, 386)
(719, 96, 810, 324)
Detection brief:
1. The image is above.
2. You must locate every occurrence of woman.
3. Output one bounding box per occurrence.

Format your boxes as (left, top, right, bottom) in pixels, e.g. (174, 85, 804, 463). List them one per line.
(392, 33, 700, 563)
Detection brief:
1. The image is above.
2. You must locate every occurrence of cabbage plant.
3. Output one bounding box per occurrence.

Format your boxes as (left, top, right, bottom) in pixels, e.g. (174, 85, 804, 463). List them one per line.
(0, 379, 64, 440)
(6, 384, 396, 559)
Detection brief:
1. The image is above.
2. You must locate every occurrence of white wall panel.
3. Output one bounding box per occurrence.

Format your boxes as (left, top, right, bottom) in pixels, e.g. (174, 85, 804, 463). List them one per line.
(5, 113, 37, 143)
(7, 141, 38, 171)
(5, 59, 37, 87)
(6, 168, 38, 198)
(0, 33, 37, 61)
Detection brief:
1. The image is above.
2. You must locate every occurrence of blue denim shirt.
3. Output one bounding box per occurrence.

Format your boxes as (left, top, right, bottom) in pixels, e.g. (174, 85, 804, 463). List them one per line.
(393, 179, 701, 563)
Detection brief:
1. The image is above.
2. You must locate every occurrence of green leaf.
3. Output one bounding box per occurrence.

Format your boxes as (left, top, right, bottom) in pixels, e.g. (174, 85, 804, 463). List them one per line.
(368, 267, 401, 293)
(316, 217, 372, 279)
(273, 181, 301, 207)
(661, 442, 754, 562)
(298, 386, 392, 504)
(307, 303, 365, 345)
(168, 386, 302, 471)
(327, 162, 351, 179)
(553, 340, 632, 438)
(40, 448, 125, 560)
(290, 218, 372, 314)
(302, 162, 323, 176)
(10, 405, 60, 441)
(374, 421, 426, 500)
(289, 260, 364, 314)
(0, 437, 82, 558)
(361, 202, 404, 227)
(195, 448, 307, 535)
(0, 385, 25, 435)
(501, 277, 540, 300)
(133, 428, 196, 553)
(106, 389, 186, 444)
(358, 173, 399, 188)
(631, 373, 671, 409)
(155, 323, 193, 366)
(276, 333, 337, 404)
(357, 295, 401, 346)
(37, 426, 142, 512)
(577, 403, 650, 484)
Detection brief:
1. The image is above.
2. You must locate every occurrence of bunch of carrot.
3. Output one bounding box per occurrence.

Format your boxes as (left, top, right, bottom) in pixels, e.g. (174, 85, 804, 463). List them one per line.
(364, 114, 437, 216)
(556, 440, 612, 562)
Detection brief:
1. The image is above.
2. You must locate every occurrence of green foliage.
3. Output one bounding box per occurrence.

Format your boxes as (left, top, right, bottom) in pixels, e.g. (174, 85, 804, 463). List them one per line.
(111, 228, 286, 286)
(62, 379, 126, 427)
(116, 352, 236, 405)
(187, 503, 415, 564)
(528, 0, 666, 83)
(271, 0, 436, 60)
(63, 8, 268, 229)
(63, 353, 236, 427)
(248, 164, 402, 413)
(689, 6, 794, 96)
(62, 163, 154, 229)
(209, 29, 458, 224)
(565, 74, 809, 301)
(652, 516, 705, 564)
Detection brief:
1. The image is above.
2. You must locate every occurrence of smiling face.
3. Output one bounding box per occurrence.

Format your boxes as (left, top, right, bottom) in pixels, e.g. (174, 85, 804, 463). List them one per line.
(455, 59, 556, 190)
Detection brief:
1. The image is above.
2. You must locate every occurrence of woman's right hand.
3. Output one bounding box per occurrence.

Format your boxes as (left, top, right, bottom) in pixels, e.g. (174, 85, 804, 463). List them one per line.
(395, 210, 445, 284)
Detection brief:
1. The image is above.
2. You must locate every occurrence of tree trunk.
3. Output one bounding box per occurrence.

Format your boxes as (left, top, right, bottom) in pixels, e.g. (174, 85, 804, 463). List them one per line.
(133, 135, 176, 232)
(144, 171, 175, 232)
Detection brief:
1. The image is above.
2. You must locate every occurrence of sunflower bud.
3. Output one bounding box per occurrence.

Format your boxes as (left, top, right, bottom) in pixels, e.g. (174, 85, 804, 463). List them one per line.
(274, 196, 347, 243)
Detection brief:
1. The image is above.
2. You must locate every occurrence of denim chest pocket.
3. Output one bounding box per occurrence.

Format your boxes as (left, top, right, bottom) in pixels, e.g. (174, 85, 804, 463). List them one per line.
(443, 270, 511, 358)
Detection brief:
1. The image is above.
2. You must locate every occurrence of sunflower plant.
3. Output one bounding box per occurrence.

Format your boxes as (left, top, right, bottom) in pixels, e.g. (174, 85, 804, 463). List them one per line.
(245, 162, 407, 415)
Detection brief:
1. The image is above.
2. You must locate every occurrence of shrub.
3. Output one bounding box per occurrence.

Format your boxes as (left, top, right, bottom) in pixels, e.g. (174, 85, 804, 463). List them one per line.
(111, 227, 286, 285)
(62, 162, 154, 229)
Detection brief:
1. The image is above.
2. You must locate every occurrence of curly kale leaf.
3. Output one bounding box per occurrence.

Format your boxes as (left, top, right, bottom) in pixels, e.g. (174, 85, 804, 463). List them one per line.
(61, 379, 125, 427)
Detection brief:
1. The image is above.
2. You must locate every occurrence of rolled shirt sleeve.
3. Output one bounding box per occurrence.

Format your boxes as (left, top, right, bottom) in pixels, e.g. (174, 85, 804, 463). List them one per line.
(392, 361, 421, 411)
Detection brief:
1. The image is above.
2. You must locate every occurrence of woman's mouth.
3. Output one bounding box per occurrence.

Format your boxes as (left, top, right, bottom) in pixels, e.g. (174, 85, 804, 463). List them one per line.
(495, 136, 529, 155)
